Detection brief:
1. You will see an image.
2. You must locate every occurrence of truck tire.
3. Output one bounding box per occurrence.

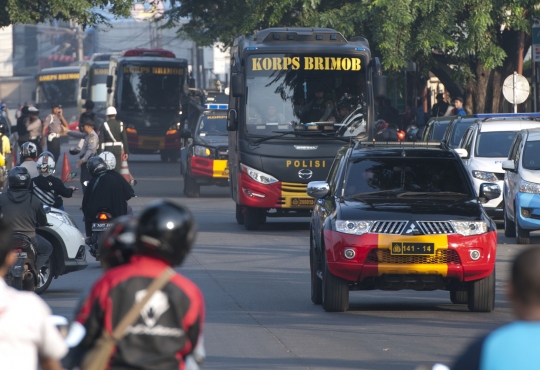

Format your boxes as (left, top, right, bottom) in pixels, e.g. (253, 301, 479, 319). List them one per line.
(450, 289, 468, 304)
(310, 240, 322, 305)
(516, 209, 530, 244)
(504, 207, 516, 237)
(235, 204, 245, 225)
(244, 207, 261, 231)
(184, 174, 200, 198)
(467, 270, 495, 312)
(322, 258, 349, 312)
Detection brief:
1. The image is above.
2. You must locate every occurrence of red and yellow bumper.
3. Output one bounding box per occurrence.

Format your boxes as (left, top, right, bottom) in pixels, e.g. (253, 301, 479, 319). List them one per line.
(324, 230, 497, 283)
(237, 173, 314, 209)
(190, 156, 229, 179)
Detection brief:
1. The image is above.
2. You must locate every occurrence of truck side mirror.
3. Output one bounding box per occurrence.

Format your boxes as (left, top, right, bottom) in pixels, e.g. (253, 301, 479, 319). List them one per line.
(231, 73, 244, 97)
(227, 109, 238, 131)
(373, 75, 387, 98)
(106, 75, 113, 88)
(188, 77, 196, 88)
(81, 88, 87, 100)
(180, 129, 192, 139)
(81, 75, 88, 87)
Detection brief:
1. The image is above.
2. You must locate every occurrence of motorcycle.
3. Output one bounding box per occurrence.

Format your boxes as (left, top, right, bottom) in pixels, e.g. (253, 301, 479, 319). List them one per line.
(6, 233, 38, 291)
(88, 209, 114, 260)
(373, 120, 406, 142)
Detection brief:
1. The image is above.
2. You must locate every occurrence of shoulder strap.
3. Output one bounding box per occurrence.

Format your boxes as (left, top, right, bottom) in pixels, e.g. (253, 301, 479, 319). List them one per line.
(111, 267, 175, 341)
(102, 121, 118, 143)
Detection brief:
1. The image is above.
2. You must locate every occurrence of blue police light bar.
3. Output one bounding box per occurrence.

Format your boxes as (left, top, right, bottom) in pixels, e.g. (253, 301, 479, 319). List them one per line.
(205, 104, 228, 110)
(474, 113, 540, 118)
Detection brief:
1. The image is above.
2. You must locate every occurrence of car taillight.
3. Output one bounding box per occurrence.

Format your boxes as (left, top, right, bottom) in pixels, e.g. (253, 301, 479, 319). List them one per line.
(397, 130, 406, 141)
(98, 213, 112, 221)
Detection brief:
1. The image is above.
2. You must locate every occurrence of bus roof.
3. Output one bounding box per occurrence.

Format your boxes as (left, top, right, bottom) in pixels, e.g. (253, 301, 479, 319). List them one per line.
(37, 66, 80, 76)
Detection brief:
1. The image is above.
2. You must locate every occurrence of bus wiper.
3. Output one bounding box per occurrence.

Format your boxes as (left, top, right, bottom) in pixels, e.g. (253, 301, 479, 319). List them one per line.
(319, 133, 358, 142)
(252, 131, 298, 144)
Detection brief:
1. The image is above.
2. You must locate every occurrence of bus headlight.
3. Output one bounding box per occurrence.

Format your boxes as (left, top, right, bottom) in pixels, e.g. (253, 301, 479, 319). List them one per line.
(194, 145, 212, 158)
(240, 163, 278, 184)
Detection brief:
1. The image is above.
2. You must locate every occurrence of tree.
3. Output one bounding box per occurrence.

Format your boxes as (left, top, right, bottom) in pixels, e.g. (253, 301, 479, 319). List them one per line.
(163, 0, 540, 113)
(0, 0, 135, 29)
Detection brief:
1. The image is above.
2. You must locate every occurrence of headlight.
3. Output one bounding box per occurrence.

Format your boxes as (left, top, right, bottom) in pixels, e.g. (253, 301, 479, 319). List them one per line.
(472, 171, 498, 182)
(335, 220, 373, 235)
(450, 221, 487, 236)
(519, 179, 540, 194)
(49, 211, 74, 226)
(194, 145, 212, 157)
(240, 163, 278, 184)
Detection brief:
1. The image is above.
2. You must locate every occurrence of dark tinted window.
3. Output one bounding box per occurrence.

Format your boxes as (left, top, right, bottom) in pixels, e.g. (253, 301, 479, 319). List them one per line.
(432, 121, 450, 140)
(449, 121, 475, 148)
(522, 141, 540, 170)
(475, 131, 517, 157)
(344, 158, 471, 197)
(196, 115, 228, 136)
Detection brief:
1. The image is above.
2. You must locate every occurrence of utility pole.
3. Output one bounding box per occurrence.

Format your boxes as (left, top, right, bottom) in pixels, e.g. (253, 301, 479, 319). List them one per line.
(77, 24, 84, 61)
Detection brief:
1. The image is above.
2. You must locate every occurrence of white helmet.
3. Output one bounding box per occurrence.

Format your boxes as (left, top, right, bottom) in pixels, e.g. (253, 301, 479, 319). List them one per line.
(99, 151, 116, 170)
(106, 106, 117, 116)
(36, 153, 55, 176)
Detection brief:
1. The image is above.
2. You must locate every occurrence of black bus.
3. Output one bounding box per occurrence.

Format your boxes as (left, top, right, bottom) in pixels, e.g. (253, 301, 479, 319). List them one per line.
(227, 28, 386, 230)
(105, 49, 188, 162)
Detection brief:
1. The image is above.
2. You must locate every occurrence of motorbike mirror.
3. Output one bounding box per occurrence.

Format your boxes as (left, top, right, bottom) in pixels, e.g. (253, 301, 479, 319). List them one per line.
(68, 172, 78, 179)
(65, 321, 87, 348)
(50, 315, 69, 338)
(43, 206, 51, 214)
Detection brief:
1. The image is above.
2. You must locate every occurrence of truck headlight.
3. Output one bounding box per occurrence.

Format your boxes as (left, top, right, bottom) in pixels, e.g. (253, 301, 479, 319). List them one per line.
(335, 220, 373, 235)
(194, 145, 212, 158)
(450, 221, 487, 236)
(240, 163, 278, 184)
(519, 179, 540, 194)
(472, 171, 498, 182)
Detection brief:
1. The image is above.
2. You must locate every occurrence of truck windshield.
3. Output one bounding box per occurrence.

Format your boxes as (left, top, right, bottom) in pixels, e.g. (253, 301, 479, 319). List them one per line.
(245, 54, 368, 137)
(475, 131, 517, 157)
(119, 64, 184, 112)
(196, 114, 228, 136)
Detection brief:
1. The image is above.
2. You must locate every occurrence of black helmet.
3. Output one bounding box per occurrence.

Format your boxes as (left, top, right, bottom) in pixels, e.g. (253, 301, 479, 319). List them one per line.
(99, 216, 136, 270)
(21, 142, 38, 159)
(83, 100, 95, 109)
(8, 166, 31, 189)
(69, 147, 81, 155)
(87, 156, 108, 176)
(135, 200, 196, 266)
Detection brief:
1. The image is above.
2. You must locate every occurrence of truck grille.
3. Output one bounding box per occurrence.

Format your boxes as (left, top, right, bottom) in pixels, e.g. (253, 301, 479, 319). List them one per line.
(366, 249, 461, 265)
(369, 221, 407, 235)
(417, 221, 455, 234)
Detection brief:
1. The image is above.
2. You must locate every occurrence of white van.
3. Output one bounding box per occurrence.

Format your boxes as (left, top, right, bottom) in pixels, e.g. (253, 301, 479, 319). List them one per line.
(458, 118, 540, 219)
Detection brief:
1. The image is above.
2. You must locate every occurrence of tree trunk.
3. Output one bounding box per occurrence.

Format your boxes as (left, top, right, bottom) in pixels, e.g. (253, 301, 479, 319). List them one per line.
(470, 62, 491, 114)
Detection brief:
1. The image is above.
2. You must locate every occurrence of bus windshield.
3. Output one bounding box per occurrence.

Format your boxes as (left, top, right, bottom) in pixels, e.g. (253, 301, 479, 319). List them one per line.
(245, 54, 368, 137)
(119, 64, 184, 112)
(90, 67, 108, 103)
(37, 79, 78, 105)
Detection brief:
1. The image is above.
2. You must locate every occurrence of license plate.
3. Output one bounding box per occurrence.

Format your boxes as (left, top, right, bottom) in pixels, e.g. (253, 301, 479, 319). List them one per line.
(390, 242, 435, 255)
(143, 140, 161, 148)
(92, 223, 113, 231)
(291, 198, 315, 207)
(16, 252, 27, 259)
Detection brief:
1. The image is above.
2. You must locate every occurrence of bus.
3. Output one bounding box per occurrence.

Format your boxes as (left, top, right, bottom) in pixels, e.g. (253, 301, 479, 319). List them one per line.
(227, 28, 386, 230)
(79, 53, 112, 126)
(34, 67, 80, 126)
(105, 49, 188, 162)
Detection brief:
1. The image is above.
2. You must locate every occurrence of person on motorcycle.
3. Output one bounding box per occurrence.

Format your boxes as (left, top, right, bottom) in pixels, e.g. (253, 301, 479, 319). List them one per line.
(20, 141, 39, 178)
(71, 200, 205, 370)
(31, 152, 77, 210)
(99, 151, 135, 198)
(0, 167, 52, 273)
(98, 215, 136, 271)
(82, 156, 133, 237)
(0, 218, 68, 369)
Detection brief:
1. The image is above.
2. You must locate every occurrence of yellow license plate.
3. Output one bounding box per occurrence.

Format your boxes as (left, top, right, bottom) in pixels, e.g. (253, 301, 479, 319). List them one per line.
(390, 242, 435, 255)
(291, 198, 314, 207)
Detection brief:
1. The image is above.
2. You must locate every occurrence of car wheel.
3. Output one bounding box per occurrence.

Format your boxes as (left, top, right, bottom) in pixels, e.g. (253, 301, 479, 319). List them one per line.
(184, 173, 200, 198)
(322, 256, 349, 312)
(244, 207, 262, 231)
(35, 256, 55, 295)
(467, 269, 495, 312)
(310, 234, 322, 305)
(450, 289, 468, 304)
(504, 206, 516, 237)
(160, 151, 169, 162)
(515, 208, 530, 244)
(235, 204, 245, 225)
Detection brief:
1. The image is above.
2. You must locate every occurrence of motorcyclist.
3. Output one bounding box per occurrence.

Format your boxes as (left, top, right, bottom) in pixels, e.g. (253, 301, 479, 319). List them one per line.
(0, 167, 52, 274)
(70, 200, 205, 369)
(20, 141, 39, 178)
(31, 152, 77, 210)
(82, 156, 132, 237)
(99, 151, 135, 199)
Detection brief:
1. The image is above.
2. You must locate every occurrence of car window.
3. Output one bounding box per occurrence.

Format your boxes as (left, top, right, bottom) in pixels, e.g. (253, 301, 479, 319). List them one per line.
(450, 122, 475, 148)
(522, 140, 540, 170)
(432, 121, 451, 141)
(327, 155, 342, 192)
(475, 131, 517, 158)
(460, 127, 474, 153)
(508, 134, 522, 161)
(196, 114, 228, 136)
(343, 158, 471, 197)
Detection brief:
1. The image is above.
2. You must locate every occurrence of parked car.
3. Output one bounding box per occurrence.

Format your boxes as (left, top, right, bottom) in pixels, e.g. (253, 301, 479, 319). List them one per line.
(419, 116, 458, 142)
(441, 116, 478, 148)
(457, 117, 540, 220)
(503, 128, 540, 244)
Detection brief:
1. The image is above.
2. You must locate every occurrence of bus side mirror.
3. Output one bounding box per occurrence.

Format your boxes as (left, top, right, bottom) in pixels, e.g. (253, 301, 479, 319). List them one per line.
(81, 75, 88, 87)
(227, 109, 238, 131)
(188, 77, 196, 88)
(31, 90, 36, 101)
(231, 73, 244, 97)
(81, 88, 87, 100)
(373, 75, 387, 98)
(106, 75, 113, 88)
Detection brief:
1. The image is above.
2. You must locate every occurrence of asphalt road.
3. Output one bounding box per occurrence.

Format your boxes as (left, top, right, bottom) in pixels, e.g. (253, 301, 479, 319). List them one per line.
(40, 143, 537, 370)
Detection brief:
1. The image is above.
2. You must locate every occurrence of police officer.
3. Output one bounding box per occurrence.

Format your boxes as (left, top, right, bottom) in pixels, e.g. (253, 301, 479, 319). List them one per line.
(101, 106, 129, 173)
(42, 103, 69, 162)
(301, 85, 334, 123)
(66, 118, 99, 192)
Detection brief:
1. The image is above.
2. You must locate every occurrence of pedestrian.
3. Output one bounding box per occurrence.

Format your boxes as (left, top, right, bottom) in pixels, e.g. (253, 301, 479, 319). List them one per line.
(0, 217, 67, 369)
(19, 142, 39, 178)
(452, 246, 540, 369)
(431, 93, 449, 117)
(26, 106, 43, 154)
(42, 104, 69, 163)
(68, 200, 205, 370)
(101, 106, 129, 173)
(66, 118, 99, 193)
(453, 97, 466, 116)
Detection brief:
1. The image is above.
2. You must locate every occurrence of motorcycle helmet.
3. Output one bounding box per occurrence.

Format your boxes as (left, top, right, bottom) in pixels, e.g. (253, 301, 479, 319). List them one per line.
(8, 166, 31, 189)
(21, 142, 38, 159)
(87, 156, 108, 176)
(99, 151, 116, 171)
(36, 153, 55, 176)
(69, 147, 81, 155)
(135, 200, 196, 266)
(99, 216, 136, 270)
